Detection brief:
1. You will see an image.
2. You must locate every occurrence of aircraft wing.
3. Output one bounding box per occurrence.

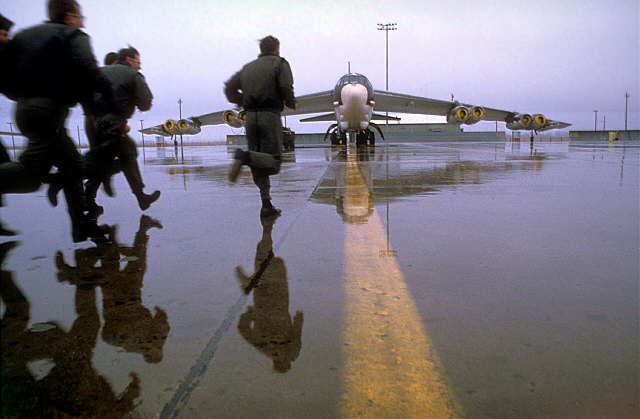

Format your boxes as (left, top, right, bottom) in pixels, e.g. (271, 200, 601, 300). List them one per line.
(140, 125, 171, 136)
(183, 90, 334, 126)
(374, 90, 517, 120)
(190, 110, 228, 126)
(282, 90, 334, 117)
(373, 90, 570, 131)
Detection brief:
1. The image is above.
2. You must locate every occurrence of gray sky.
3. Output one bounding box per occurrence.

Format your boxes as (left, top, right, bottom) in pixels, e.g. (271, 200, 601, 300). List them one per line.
(1, 0, 638, 140)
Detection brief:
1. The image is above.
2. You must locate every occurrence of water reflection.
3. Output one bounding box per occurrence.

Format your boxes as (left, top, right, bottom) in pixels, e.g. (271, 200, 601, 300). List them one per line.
(56, 215, 169, 363)
(311, 146, 549, 223)
(235, 216, 304, 373)
(1, 240, 141, 417)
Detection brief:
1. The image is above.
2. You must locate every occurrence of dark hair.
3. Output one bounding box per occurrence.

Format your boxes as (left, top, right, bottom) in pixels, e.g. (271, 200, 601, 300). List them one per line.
(259, 35, 279, 54)
(116, 46, 140, 64)
(48, 0, 79, 23)
(104, 52, 118, 65)
(0, 14, 14, 31)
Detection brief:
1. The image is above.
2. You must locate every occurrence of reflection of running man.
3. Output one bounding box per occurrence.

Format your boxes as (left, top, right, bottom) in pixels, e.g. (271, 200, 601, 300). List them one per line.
(1, 242, 140, 417)
(55, 215, 169, 363)
(236, 216, 304, 373)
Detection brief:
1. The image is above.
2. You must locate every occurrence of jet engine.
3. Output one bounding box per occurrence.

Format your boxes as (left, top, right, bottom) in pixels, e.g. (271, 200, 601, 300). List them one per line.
(506, 113, 533, 130)
(447, 106, 470, 124)
(464, 106, 486, 125)
(223, 110, 243, 128)
(530, 114, 547, 130)
(163, 119, 177, 132)
(238, 110, 247, 124)
(177, 119, 202, 134)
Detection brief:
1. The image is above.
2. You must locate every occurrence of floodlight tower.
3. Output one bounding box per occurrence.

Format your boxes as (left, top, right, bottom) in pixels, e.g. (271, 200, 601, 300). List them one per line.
(377, 22, 397, 125)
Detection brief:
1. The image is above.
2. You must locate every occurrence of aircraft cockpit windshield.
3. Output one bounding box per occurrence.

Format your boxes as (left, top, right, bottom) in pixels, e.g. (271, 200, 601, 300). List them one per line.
(333, 73, 373, 103)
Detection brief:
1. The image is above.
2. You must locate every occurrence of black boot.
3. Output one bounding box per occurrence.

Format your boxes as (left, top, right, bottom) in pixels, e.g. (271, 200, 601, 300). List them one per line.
(86, 203, 104, 222)
(47, 178, 64, 207)
(102, 175, 115, 197)
(260, 199, 281, 218)
(0, 240, 19, 263)
(0, 221, 17, 236)
(228, 149, 248, 184)
(72, 216, 111, 243)
(136, 190, 161, 211)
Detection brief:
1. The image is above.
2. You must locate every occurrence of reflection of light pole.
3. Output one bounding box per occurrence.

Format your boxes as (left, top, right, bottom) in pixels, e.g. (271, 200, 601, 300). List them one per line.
(76, 125, 82, 148)
(593, 110, 598, 132)
(178, 98, 184, 162)
(139, 119, 146, 163)
(377, 22, 397, 125)
(6, 122, 16, 159)
(624, 92, 630, 131)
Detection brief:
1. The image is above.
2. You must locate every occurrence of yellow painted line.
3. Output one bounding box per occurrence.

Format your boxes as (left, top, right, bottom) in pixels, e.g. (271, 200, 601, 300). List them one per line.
(341, 151, 461, 418)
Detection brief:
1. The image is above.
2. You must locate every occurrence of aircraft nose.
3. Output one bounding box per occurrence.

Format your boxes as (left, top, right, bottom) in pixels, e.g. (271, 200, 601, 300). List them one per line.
(341, 83, 368, 106)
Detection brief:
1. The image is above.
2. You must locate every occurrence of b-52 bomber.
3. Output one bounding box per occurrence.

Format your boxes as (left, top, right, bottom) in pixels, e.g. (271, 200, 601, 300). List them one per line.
(140, 72, 570, 146)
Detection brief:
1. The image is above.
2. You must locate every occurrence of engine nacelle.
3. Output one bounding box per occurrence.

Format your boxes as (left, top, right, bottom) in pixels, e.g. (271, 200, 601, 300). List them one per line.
(464, 106, 486, 125)
(506, 113, 533, 130)
(177, 119, 201, 135)
(531, 114, 547, 130)
(447, 106, 470, 124)
(223, 110, 242, 128)
(163, 119, 177, 133)
(238, 110, 247, 124)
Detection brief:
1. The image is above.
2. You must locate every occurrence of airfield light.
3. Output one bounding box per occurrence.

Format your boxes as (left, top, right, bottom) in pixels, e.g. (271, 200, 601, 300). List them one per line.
(377, 22, 398, 125)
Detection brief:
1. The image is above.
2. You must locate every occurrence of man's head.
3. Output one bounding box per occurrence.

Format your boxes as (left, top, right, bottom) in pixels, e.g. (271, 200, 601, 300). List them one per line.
(117, 46, 141, 70)
(259, 35, 279, 56)
(48, 0, 84, 28)
(0, 14, 13, 44)
(104, 51, 118, 66)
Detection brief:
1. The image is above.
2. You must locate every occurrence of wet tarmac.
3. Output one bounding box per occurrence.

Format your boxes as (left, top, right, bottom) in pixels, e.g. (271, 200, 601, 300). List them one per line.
(1, 141, 638, 418)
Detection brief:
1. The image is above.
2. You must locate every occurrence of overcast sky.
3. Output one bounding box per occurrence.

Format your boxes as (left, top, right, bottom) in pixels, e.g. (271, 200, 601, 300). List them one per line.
(1, 0, 638, 140)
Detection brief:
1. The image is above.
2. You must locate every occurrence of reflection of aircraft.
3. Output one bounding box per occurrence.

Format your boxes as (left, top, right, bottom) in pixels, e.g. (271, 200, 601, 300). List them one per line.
(311, 147, 548, 223)
(235, 216, 304, 373)
(140, 72, 570, 146)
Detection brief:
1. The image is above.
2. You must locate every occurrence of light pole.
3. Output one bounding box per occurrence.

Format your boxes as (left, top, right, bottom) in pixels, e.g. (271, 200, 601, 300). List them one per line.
(593, 110, 598, 132)
(377, 22, 397, 125)
(139, 119, 146, 162)
(624, 92, 630, 131)
(178, 98, 184, 162)
(602, 115, 606, 131)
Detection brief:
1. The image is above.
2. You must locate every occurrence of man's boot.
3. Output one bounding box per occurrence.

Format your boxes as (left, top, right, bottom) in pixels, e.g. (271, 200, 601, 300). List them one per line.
(260, 199, 281, 218)
(229, 149, 248, 184)
(71, 216, 111, 243)
(0, 221, 17, 236)
(136, 190, 161, 211)
(46, 174, 64, 207)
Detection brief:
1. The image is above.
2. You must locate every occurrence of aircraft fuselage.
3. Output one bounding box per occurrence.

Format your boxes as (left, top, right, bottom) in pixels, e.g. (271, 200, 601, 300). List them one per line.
(332, 73, 374, 132)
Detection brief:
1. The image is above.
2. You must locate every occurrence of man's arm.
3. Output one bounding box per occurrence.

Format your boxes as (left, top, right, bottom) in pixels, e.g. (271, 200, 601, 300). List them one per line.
(224, 70, 243, 106)
(68, 31, 112, 102)
(133, 72, 153, 112)
(278, 58, 295, 110)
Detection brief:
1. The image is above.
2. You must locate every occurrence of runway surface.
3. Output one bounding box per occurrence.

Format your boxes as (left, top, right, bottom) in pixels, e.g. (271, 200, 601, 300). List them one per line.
(1, 141, 638, 418)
